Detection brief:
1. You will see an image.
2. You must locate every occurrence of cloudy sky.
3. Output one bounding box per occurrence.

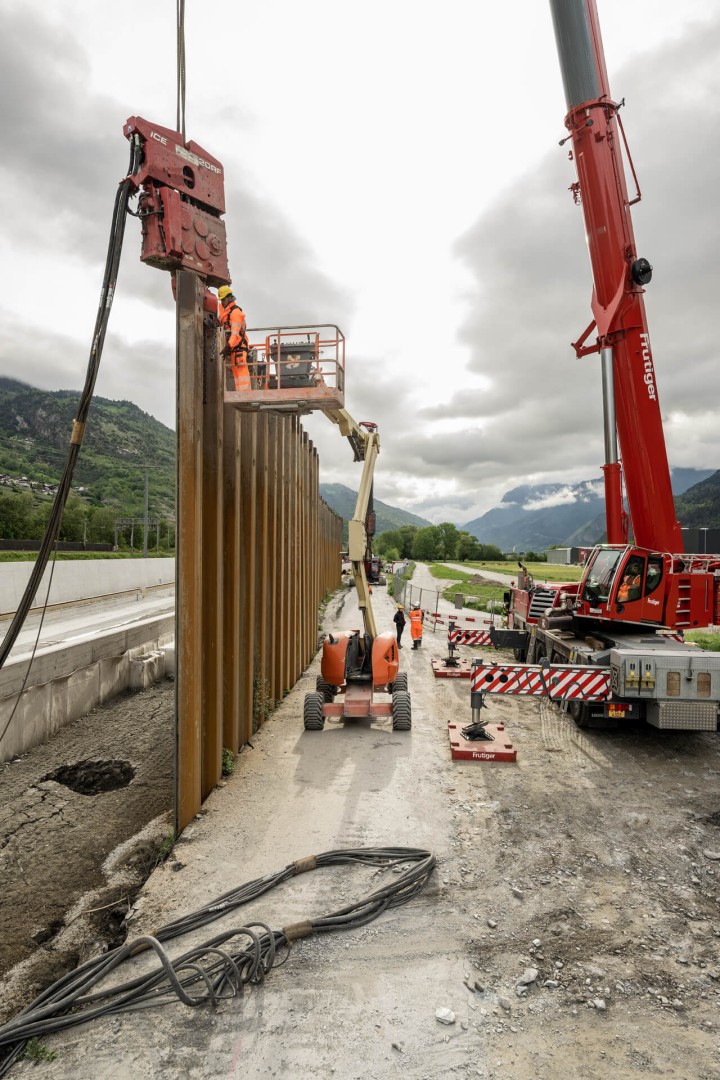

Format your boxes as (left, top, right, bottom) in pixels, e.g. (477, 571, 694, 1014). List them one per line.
(1, 0, 718, 524)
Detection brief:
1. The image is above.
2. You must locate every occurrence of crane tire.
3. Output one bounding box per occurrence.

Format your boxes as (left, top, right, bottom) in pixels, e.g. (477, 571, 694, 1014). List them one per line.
(392, 689, 412, 731)
(390, 672, 408, 693)
(303, 691, 325, 731)
(568, 699, 591, 728)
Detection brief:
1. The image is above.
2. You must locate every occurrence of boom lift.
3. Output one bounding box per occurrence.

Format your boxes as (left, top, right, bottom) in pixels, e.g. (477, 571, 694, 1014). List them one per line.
(476, 0, 720, 732)
(223, 331, 409, 732)
(305, 412, 409, 732)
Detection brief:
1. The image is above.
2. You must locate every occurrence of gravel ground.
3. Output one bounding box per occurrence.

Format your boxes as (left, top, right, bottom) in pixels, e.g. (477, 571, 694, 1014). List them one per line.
(0, 680, 174, 1025)
(4, 572, 720, 1078)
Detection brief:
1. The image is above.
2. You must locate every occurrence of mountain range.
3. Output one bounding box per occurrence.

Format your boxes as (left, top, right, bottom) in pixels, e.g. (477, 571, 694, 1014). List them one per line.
(461, 469, 717, 551)
(0, 377, 175, 516)
(0, 378, 716, 552)
(319, 483, 431, 536)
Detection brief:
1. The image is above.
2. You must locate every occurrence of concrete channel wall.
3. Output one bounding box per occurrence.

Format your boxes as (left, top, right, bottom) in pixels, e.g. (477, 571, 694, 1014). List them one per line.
(0, 559, 176, 763)
(0, 557, 175, 614)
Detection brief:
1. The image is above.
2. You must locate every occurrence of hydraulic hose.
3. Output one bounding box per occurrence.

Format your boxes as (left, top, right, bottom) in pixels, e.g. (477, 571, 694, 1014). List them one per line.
(0, 139, 141, 693)
(0, 847, 435, 1074)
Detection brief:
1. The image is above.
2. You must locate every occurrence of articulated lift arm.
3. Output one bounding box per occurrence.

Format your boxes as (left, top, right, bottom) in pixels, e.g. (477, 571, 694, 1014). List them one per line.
(324, 409, 380, 639)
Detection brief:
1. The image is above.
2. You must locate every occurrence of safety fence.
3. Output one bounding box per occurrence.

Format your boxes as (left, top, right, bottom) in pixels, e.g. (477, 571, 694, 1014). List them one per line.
(175, 275, 343, 831)
(397, 582, 502, 632)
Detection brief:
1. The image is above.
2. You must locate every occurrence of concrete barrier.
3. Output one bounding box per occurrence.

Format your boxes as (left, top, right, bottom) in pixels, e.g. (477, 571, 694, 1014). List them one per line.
(0, 613, 174, 762)
(0, 559, 176, 762)
(0, 557, 175, 615)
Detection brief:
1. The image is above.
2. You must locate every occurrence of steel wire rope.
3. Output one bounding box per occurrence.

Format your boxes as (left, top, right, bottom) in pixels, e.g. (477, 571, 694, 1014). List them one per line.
(0, 138, 141, 700)
(176, 0, 186, 141)
(0, 847, 435, 1073)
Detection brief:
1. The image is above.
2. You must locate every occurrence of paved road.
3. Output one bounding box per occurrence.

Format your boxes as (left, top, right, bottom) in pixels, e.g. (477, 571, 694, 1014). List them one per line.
(440, 561, 519, 585)
(0, 586, 174, 664)
(399, 562, 503, 628)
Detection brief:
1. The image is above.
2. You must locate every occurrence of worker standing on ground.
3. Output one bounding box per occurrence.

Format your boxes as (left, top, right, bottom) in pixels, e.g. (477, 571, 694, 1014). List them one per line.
(409, 603, 424, 649)
(393, 604, 406, 649)
(218, 285, 251, 391)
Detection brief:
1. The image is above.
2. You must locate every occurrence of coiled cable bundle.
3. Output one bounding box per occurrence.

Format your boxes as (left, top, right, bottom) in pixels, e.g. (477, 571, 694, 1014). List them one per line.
(0, 846, 435, 1075)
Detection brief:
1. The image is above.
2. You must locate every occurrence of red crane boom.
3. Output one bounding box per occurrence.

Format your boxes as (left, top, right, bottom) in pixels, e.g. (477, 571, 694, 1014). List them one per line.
(550, 0, 682, 553)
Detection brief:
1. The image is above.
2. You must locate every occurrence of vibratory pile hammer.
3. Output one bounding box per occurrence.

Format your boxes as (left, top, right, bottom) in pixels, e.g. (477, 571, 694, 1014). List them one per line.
(124, 116, 230, 288)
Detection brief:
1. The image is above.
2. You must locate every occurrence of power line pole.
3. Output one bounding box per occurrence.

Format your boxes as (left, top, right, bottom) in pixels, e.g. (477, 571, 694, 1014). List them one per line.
(143, 466, 150, 558)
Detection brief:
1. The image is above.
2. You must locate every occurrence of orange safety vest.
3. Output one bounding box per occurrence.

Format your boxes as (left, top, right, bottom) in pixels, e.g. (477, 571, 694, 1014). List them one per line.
(219, 301, 247, 349)
(409, 609, 423, 639)
(219, 301, 250, 391)
(618, 575, 640, 602)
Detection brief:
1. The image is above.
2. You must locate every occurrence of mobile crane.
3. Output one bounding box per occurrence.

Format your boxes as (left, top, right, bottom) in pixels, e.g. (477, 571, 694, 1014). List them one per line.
(226, 326, 409, 732)
(475, 0, 720, 732)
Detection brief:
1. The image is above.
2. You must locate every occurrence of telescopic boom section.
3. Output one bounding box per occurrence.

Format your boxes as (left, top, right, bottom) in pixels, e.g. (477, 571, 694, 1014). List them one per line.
(549, 0, 683, 553)
(325, 411, 380, 640)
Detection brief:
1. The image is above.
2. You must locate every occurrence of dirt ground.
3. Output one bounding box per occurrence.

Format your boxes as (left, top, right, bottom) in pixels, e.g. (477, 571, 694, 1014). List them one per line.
(4, 571, 720, 1078)
(0, 679, 174, 1023)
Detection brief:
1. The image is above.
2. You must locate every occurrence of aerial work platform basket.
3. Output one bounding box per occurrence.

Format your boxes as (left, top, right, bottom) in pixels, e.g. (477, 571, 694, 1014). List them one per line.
(224, 324, 345, 413)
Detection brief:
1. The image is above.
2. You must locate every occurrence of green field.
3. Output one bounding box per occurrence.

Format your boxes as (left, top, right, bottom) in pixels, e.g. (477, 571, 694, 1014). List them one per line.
(0, 551, 170, 562)
(686, 629, 720, 652)
(429, 560, 584, 583)
(427, 563, 507, 612)
(460, 560, 584, 582)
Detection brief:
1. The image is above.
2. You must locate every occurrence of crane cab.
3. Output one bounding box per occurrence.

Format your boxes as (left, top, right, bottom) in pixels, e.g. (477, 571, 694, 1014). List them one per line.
(576, 544, 720, 631)
(224, 324, 345, 413)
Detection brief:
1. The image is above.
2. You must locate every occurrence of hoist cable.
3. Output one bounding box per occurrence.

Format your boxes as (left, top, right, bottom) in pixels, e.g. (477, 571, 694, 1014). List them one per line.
(176, 0, 186, 141)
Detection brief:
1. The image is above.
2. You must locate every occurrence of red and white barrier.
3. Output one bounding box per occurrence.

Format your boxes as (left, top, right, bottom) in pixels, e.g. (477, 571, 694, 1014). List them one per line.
(429, 613, 493, 627)
(449, 628, 492, 647)
(470, 662, 611, 702)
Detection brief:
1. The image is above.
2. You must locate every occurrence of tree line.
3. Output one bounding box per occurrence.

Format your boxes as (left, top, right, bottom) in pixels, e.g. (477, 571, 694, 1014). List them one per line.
(374, 523, 498, 562)
(374, 523, 547, 563)
(0, 492, 175, 550)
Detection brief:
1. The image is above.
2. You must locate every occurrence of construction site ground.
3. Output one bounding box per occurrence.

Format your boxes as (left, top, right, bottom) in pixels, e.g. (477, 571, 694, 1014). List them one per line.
(4, 563, 720, 1079)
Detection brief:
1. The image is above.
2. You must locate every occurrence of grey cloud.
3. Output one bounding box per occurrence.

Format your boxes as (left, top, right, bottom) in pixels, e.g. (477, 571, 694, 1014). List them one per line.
(0, 5, 350, 329)
(448, 14, 720, 493)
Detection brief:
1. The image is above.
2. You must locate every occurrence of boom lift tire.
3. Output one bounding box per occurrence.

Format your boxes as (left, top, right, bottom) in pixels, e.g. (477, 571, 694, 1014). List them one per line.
(303, 691, 325, 731)
(316, 676, 336, 703)
(391, 689, 412, 731)
(389, 672, 408, 693)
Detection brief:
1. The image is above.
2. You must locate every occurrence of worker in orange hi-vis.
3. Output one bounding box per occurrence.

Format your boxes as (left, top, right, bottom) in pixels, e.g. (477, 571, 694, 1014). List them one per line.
(218, 285, 251, 391)
(409, 604, 424, 649)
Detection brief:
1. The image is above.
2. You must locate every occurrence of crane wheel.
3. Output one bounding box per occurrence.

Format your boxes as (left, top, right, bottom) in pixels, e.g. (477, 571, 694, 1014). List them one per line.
(390, 672, 408, 693)
(392, 689, 412, 731)
(568, 700, 590, 728)
(316, 676, 336, 703)
(513, 646, 527, 663)
(567, 699, 617, 730)
(303, 691, 325, 731)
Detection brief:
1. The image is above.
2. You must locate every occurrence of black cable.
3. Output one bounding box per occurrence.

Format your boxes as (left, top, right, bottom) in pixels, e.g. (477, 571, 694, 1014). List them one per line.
(0, 847, 435, 1072)
(0, 542, 59, 749)
(0, 139, 141, 699)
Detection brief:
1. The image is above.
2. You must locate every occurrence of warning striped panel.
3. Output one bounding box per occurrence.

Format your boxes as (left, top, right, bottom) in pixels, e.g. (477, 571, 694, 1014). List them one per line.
(470, 662, 611, 701)
(429, 613, 491, 626)
(448, 629, 492, 646)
